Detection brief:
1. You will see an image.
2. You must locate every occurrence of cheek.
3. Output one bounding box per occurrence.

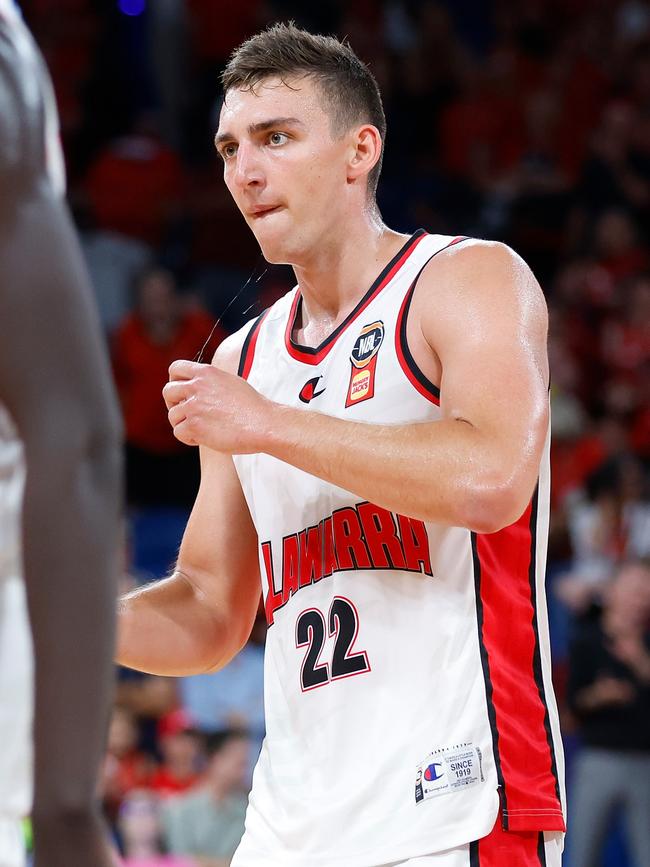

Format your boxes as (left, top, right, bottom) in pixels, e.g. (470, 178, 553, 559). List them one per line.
(295, 149, 343, 203)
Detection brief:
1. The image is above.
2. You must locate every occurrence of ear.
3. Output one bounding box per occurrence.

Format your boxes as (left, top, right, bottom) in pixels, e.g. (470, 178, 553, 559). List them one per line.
(347, 125, 382, 185)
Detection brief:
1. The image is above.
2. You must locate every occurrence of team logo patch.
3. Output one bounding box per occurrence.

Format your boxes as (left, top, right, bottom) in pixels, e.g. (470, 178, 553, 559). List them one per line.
(345, 321, 384, 408)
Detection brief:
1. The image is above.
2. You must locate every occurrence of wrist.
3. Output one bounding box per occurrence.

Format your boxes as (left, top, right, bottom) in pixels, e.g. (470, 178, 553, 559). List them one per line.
(255, 400, 293, 455)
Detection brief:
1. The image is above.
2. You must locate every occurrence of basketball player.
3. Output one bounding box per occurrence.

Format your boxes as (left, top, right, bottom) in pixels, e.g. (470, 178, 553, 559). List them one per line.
(118, 24, 566, 866)
(0, 2, 121, 865)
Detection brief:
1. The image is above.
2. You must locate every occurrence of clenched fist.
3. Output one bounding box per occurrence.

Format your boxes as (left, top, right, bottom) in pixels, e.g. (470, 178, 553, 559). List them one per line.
(163, 360, 275, 453)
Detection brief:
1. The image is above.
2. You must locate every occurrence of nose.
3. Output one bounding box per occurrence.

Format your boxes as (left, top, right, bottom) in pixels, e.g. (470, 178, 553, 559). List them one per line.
(232, 141, 264, 191)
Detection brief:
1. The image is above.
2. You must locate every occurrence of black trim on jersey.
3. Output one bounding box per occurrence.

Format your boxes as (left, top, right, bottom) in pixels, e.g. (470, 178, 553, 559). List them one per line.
(399, 276, 440, 400)
(537, 831, 547, 866)
(471, 532, 508, 826)
(397, 236, 470, 401)
(469, 841, 479, 867)
(237, 309, 268, 378)
(288, 229, 427, 356)
(527, 486, 564, 814)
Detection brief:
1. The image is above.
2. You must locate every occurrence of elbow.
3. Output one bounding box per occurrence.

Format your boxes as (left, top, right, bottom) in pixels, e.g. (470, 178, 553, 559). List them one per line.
(201, 620, 250, 674)
(457, 480, 531, 535)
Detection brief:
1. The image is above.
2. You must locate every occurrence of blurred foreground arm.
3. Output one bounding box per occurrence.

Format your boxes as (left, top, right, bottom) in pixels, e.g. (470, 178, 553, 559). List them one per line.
(0, 163, 122, 865)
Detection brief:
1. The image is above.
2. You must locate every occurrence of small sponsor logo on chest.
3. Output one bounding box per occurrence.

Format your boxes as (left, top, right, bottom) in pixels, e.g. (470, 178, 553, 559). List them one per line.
(346, 321, 384, 408)
(298, 376, 326, 404)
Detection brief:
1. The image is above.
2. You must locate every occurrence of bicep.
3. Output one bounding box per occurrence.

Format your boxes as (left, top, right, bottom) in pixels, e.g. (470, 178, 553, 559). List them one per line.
(177, 446, 261, 649)
(424, 242, 549, 462)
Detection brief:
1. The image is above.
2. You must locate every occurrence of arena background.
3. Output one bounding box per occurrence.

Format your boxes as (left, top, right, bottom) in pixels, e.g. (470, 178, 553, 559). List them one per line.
(18, 0, 650, 864)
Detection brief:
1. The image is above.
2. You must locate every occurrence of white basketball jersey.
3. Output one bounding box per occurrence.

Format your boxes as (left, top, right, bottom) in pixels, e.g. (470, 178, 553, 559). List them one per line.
(232, 231, 565, 867)
(0, 406, 33, 819)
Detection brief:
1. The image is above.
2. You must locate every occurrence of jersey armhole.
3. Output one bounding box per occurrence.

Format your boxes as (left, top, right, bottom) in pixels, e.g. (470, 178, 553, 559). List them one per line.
(394, 235, 469, 406)
(238, 308, 269, 380)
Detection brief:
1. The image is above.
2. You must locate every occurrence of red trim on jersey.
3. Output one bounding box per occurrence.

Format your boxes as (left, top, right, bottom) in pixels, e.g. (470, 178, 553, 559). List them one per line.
(238, 309, 270, 381)
(473, 495, 565, 833)
(470, 815, 547, 866)
(394, 235, 469, 405)
(284, 229, 428, 365)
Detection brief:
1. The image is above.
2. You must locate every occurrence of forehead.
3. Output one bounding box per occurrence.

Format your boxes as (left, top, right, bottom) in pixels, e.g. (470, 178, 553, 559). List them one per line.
(218, 76, 329, 133)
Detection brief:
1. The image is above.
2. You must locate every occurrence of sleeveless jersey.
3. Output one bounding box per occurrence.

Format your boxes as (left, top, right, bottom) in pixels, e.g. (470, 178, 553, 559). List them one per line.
(0, 406, 33, 819)
(231, 231, 565, 867)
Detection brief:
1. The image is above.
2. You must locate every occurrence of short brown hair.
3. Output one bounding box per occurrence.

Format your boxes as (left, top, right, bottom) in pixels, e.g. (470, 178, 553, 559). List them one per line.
(221, 23, 386, 197)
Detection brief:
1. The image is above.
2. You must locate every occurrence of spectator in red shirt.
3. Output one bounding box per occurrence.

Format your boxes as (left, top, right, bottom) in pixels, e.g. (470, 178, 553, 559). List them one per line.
(83, 115, 188, 248)
(112, 267, 224, 506)
(150, 710, 204, 799)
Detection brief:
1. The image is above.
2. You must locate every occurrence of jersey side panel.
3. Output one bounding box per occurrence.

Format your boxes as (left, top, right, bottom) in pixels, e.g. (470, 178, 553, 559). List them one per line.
(471, 429, 564, 832)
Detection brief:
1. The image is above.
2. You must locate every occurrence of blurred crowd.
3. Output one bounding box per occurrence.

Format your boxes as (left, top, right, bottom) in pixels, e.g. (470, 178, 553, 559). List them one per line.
(21, 0, 650, 864)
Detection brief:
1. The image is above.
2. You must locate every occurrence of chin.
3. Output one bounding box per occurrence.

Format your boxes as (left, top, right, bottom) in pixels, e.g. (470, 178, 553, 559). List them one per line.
(251, 227, 296, 266)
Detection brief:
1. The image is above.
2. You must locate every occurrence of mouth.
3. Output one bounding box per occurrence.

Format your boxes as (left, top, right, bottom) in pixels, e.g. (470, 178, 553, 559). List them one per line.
(248, 205, 283, 219)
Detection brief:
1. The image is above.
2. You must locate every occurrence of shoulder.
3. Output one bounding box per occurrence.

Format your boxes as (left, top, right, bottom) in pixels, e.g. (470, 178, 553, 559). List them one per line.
(211, 287, 296, 375)
(419, 238, 548, 328)
(211, 314, 264, 375)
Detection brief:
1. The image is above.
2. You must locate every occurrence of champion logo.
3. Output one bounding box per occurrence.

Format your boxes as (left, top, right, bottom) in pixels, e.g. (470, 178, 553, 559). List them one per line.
(299, 376, 326, 404)
(424, 763, 444, 782)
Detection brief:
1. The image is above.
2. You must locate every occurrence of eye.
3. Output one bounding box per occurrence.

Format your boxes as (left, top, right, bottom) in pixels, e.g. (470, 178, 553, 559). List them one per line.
(268, 132, 289, 147)
(220, 143, 237, 160)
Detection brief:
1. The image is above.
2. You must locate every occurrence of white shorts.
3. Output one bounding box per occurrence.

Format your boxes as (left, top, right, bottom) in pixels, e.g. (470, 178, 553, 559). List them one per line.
(384, 828, 564, 866)
(0, 818, 25, 867)
(233, 827, 564, 867)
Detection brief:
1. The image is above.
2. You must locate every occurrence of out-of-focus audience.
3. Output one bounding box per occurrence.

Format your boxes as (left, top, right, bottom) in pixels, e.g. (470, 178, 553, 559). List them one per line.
(149, 710, 204, 799)
(118, 789, 195, 867)
(111, 266, 222, 506)
(179, 614, 266, 783)
(103, 706, 157, 826)
(23, 1, 650, 864)
(161, 730, 250, 866)
(566, 560, 650, 867)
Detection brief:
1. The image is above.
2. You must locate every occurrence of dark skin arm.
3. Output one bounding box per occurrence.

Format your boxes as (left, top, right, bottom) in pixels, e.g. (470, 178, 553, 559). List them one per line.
(0, 29, 122, 867)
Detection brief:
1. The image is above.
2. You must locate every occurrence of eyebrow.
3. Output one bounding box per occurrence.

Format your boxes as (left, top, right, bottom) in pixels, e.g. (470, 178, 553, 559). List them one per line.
(215, 116, 305, 146)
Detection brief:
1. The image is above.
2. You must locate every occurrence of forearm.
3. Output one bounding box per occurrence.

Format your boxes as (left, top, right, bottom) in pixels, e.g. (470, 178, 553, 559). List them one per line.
(117, 571, 232, 676)
(262, 404, 528, 532)
(24, 434, 121, 817)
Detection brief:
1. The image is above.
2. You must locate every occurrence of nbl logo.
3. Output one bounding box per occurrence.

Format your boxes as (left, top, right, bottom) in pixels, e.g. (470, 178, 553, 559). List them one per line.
(351, 322, 384, 367)
(345, 321, 384, 408)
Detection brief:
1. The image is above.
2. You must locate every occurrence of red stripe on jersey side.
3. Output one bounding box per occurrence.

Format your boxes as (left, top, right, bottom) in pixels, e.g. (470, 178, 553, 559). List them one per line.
(284, 229, 428, 365)
(472, 492, 565, 833)
(238, 309, 269, 381)
(470, 817, 546, 867)
(394, 236, 470, 405)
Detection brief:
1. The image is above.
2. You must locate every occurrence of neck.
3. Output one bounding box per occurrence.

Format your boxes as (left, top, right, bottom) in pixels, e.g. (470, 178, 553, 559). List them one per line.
(291, 209, 409, 340)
